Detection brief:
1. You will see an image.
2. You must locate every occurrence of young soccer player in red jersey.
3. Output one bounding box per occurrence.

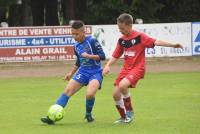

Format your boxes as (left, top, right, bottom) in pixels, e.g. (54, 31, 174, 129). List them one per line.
(103, 13, 183, 123)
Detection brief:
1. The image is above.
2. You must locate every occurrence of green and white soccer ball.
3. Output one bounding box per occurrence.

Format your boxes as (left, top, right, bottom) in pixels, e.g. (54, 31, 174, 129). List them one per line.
(47, 104, 65, 122)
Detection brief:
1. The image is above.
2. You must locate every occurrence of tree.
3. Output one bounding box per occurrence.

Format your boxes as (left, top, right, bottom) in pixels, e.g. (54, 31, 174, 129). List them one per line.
(156, 0, 200, 22)
(0, 0, 16, 24)
(84, 0, 163, 24)
(84, 0, 134, 24)
(61, 0, 87, 25)
(133, 0, 163, 23)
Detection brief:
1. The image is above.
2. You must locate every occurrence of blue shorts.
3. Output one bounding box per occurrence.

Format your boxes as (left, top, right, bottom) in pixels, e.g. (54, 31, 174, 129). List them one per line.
(72, 69, 103, 89)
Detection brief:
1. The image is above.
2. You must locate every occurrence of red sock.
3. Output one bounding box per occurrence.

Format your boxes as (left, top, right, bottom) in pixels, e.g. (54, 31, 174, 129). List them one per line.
(123, 97, 133, 112)
(116, 105, 126, 119)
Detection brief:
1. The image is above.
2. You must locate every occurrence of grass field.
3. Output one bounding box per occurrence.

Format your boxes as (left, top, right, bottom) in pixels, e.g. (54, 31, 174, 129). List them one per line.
(0, 72, 200, 134)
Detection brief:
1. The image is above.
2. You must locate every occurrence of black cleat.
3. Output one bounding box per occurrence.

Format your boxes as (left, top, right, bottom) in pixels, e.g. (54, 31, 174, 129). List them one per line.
(85, 114, 94, 122)
(41, 116, 55, 125)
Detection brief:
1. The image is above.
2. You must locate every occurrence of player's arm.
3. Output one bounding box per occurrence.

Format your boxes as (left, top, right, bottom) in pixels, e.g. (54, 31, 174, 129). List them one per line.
(103, 40, 123, 76)
(64, 65, 79, 81)
(64, 50, 80, 81)
(154, 40, 183, 48)
(103, 57, 118, 76)
(81, 52, 101, 60)
(141, 32, 183, 49)
(105, 57, 118, 66)
(81, 39, 106, 61)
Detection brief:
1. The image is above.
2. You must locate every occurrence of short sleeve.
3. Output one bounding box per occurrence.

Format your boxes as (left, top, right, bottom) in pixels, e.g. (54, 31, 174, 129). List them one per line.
(141, 33, 156, 48)
(74, 47, 80, 67)
(112, 39, 124, 58)
(92, 39, 106, 60)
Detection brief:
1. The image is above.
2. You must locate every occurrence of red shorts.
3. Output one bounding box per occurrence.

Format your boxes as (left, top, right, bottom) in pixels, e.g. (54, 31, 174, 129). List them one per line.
(114, 68, 145, 88)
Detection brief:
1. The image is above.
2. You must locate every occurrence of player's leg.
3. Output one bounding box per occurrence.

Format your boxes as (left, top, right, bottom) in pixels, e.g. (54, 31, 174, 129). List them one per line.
(118, 78, 133, 122)
(84, 73, 102, 122)
(122, 92, 133, 119)
(56, 71, 88, 108)
(85, 79, 99, 122)
(41, 79, 83, 124)
(56, 79, 83, 107)
(41, 71, 87, 124)
(113, 86, 126, 120)
(113, 79, 132, 123)
(113, 70, 128, 123)
(122, 70, 144, 120)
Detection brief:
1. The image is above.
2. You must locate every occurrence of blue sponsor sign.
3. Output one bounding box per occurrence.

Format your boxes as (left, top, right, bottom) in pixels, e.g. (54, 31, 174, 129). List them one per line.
(0, 36, 76, 48)
(192, 22, 200, 55)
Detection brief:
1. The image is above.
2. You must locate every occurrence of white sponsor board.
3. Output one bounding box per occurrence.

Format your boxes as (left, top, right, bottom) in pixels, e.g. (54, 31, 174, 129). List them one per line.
(92, 25, 120, 58)
(92, 23, 192, 58)
(192, 22, 200, 55)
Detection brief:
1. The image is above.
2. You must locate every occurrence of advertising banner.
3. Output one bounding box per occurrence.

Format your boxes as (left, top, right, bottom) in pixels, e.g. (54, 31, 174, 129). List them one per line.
(93, 23, 192, 58)
(192, 22, 200, 55)
(0, 26, 92, 62)
(0, 23, 193, 62)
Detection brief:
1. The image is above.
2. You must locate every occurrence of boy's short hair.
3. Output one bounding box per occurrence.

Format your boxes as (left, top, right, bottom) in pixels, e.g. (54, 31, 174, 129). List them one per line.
(117, 13, 133, 25)
(71, 20, 85, 29)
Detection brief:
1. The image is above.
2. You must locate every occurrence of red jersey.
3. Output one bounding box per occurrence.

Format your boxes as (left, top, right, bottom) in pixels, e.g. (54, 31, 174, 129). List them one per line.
(112, 30, 156, 70)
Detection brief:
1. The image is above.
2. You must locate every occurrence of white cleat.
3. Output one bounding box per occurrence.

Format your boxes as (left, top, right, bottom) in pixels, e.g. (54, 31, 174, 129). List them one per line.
(114, 117, 132, 124)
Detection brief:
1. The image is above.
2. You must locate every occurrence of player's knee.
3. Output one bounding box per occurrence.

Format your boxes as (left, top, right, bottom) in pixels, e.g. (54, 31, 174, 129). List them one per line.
(112, 90, 121, 100)
(118, 83, 128, 91)
(86, 93, 95, 99)
(119, 78, 131, 90)
(63, 88, 74, 97)
(112, 91, 117, 99)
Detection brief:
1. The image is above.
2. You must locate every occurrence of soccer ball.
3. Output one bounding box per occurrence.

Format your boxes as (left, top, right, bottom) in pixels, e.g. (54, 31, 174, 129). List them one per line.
(47, 104, 65, 122)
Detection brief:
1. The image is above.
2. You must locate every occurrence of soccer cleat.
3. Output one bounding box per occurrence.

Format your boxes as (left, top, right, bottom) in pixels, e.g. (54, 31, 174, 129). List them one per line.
(126, 111, 134, 120)
(41, 116, 55, 125)
(85, 113, 94, 122)
(114, 117, 132, 124)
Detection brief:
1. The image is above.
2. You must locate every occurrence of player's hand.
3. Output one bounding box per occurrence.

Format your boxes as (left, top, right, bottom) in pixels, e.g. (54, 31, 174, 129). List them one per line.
(173, 44, 183, 49)
(103, 65, 110, 76)
(64, 72, 73, 81)
(81, 52, 91, 59)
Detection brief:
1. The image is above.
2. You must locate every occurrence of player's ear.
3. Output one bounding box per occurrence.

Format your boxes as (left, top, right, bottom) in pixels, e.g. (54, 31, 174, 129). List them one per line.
(79, 26, 85, 33)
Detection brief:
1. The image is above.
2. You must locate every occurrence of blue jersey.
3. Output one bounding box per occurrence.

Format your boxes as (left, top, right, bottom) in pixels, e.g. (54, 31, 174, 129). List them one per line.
(74, 36, 105, 73)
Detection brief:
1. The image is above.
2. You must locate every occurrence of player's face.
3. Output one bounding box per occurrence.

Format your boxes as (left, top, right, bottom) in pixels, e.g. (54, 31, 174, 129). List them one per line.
(71, 28, 85, 42)
(117, 22, 132, 35)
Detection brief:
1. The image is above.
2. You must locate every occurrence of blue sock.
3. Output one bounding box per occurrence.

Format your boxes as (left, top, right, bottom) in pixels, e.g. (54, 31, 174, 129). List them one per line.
(86, 98, 95, 115)
(56, 93, 70, 108)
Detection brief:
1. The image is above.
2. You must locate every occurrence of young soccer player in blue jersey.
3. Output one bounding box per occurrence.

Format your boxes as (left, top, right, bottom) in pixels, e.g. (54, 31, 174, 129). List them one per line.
(41, 20, 106, 124)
